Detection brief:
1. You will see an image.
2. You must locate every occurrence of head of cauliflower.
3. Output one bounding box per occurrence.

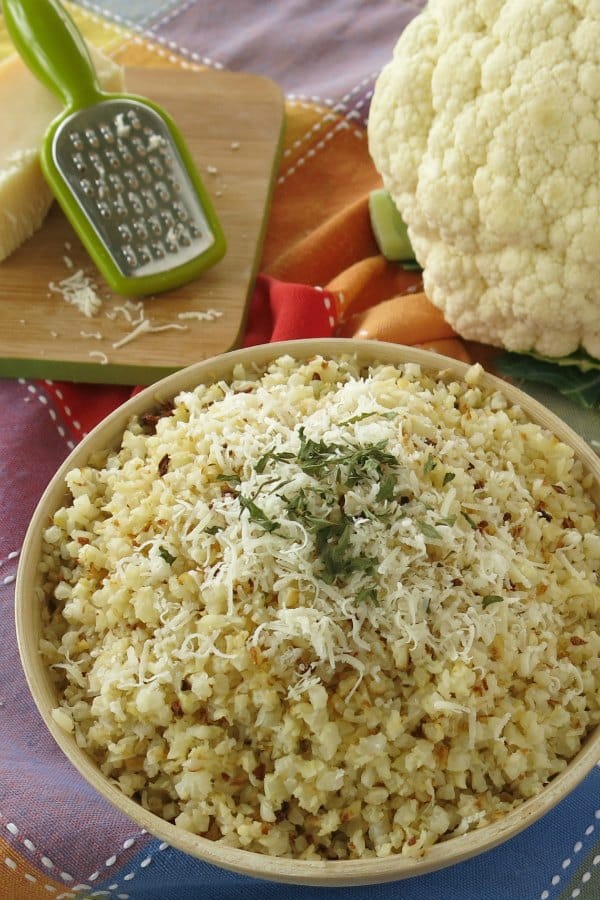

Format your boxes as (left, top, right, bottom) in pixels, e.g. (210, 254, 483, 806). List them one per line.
(368, 0, 600, 358)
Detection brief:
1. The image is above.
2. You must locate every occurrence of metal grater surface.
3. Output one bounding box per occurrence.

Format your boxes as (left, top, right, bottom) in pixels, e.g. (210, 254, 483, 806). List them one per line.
(52, 99, 216, 279)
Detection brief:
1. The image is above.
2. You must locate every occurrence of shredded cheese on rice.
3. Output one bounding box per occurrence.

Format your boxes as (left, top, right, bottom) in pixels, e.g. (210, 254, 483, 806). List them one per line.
(39, 354, 600, 860)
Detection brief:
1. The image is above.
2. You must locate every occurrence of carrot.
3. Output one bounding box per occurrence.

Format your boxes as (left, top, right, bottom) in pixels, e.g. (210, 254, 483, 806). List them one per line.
(337, 291, 456, 345)
(327, 255, 422, 320)
(413, 338, 472, 363)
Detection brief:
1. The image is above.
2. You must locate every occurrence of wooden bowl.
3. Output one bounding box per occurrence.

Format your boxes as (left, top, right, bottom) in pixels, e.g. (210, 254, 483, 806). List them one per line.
(15, 339, 600, 886)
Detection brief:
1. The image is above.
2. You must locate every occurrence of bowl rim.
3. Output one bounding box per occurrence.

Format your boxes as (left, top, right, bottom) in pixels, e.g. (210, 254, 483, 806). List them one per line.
(16, 338, 600, 886)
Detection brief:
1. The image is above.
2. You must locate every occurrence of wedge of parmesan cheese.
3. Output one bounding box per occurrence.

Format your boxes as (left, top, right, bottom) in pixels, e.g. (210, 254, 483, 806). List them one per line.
(0, 45, 124, 261)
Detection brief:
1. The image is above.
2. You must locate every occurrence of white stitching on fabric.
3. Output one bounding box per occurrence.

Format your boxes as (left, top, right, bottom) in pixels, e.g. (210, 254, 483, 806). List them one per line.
(1, 815, 146, 898)
(74, 0, 190, 33)
(103, 839, 169, 893)
(314, 286, 336, 330)
(277, 118, 364, 185)
(67, 0, 148, 31)
(538, 807, 600, 898)
(146, 0, 197, 32)
(2, 819, 75, 892)
(42, 383, 86, 439)
(287, 93, 336, 108)
(0, 550, 20, 569)
(65, 1, 130, 46)
(85, 831, 147, 883)
(133, 33, 224, 69)
(17, 380, 77, 451)
(566, 852, 600, 898)
(276, 76, 376, 184)
(74, 0, 225, 69)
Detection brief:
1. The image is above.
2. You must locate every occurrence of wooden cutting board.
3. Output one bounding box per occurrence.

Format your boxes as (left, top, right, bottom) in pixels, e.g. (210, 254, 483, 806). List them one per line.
(0, 67, 284, 385)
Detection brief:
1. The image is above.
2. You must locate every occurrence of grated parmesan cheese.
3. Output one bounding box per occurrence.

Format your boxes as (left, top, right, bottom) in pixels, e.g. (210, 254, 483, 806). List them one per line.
(111, 319, 188, 349)
(114, 112, 131, 138)
(80, 330, 103, 340)
(147, 133, 164, 151)
(105, 299, 145, 325)
(177, 309, 223, 322)
(39, 354, 600, 861)
(88, 350, 109, 365)
(48, 269, 103, 317)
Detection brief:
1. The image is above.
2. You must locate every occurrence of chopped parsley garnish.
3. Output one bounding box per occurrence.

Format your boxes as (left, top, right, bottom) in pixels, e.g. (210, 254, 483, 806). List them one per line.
(356, 586, 379, 604)
(340, 410, 396, 426)
(462, 511, 478, 529)
(216, 473, 241, 487)
(376, 473, 397, 502)
(482, 594, 504, 608)
(222, 425, 459, 603)
(238, 428, 404, 599)
(416, 520, 444, 541)
(437, 515, 457, 527)
(296, 427, 398, 486)
(159, 546, 176, 564)
(424, 453, 437, 473)
(443, 471, 456, 485)
(239, 495, 279, 533)
(255, 449, 294, 474)
(315, 519, 378, 583)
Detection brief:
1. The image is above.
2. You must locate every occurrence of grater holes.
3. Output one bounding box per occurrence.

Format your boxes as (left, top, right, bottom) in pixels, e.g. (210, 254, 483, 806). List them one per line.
(148, 215, 162, 237)
(141, 188, 157, 210)
(96, 178, 109, 200)
(55, 100, 217, 278)
(99, 123, 115, 144)
(126, 111, 142, 130)
(138, 245, 152, 265)
(128, 192, 145, 215)
(166, 174, 182, 194)
(113, 195, 128, 217)
(122, 246, 138, 267)
(148, 156, 164, 176)
(165, 221, 183, 250)
(69, 131, 84, 151)
(155, 182, 170, 203)
(85, 128, 100, 149)
(108, 174, 124, 192)
(173, 202, 189, 222)
(132, 220, 148, 240)
(137, 164, 152, 185)
(160, 209, 175, 229)
(116, 139, 134, 165)
(123, 170, 139, 190)
(131, 136, 147, 157)
(105, 151, 120, 170)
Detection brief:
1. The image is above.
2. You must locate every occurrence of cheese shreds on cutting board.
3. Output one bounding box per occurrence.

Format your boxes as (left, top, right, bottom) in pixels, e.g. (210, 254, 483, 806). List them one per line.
(0, 45, 124, 261)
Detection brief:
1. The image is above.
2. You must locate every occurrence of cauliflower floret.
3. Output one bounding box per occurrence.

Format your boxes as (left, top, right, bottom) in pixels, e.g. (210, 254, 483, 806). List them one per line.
(368, 0, 600, 358)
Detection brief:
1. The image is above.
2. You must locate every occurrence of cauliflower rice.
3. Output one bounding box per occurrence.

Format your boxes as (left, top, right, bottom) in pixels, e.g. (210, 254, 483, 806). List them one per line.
(39, 354, 600, 860)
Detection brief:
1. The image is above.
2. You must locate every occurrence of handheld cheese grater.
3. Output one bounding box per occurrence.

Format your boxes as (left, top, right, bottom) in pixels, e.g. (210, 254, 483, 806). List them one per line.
(2, 0, 226, 296)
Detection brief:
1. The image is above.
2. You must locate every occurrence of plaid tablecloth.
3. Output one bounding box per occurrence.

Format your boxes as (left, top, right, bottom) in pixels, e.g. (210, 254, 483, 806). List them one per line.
(1, 3, 599, 899)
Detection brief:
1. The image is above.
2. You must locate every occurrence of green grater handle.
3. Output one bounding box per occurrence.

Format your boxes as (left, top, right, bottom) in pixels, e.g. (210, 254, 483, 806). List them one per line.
(2, 0, 104, 109)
